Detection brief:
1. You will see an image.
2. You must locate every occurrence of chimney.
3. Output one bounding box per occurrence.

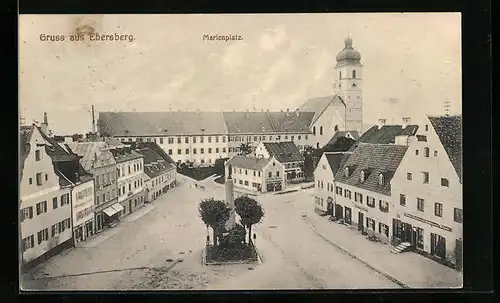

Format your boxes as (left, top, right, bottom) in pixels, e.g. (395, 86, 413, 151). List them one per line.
(43, 112, 48, 124)
(296, 108, 300, 117)
(377, 118, 387, 129)
(402, 117, 411, 129)
(91, 105, 96, 133)
(40, 112, 49, 134)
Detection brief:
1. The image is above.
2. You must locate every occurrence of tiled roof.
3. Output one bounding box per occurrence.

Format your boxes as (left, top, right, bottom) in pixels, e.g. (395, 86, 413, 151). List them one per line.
(67, 142, 116, 172)
(222, 111, 275, 134)
(109, 148, 144, 163)
(105, 137, 127, 147)
(131, 142, 176, 165)
(428, 115, 462, 183)
(226, 155, 270, 171)
(298, 95, 345, 124)
(266, 111, 315, 133)
(262, 142, 304, 163)
(99, 111, 228, 136)
(353, 124, 419, 148)
(136, 147, 175, 179)
(335, 143, 408, 196)
(324, 152, 347, 176)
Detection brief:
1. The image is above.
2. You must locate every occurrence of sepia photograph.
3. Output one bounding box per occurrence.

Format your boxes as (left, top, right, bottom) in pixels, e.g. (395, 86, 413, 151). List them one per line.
(19, 13, 462, 290)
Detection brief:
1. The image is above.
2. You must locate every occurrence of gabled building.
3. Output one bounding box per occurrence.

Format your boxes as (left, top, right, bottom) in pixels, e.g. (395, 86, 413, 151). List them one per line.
(391, 115, 462, 269)
(20, 125, 76, 271)
(136, 145, 177, 203)
(254, 141, 305, 183)
(313, 152, 348, 215)
(334, 143, 408, 244)
(225, 155, 285, 193)
(67, 142, 119, 232)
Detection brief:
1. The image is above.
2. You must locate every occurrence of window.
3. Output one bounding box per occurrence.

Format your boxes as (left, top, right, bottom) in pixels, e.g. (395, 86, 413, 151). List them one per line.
(61, 194, 70, 205)
(366, 217, 375, 230)
(424, 147, 430, 157)
(222, 148, 226, 153)
(276, 171, 280, 177)
(185, 137, 189, 144)
(29, 178, 32, 185)
(185, 148, 189, 154)
(20, 207, 33, 222)
(454, 208, 463, 223)
(177, 137, 181, 144)
(159, 137, 163, 144)
(269, 172, 272, 178)
(417, 198, 425, 212)
(208, 136, 212, 143)
(298, 135, 302, 140)
(291, 136, 294, 140)
(434, 150, 438, 156)
(313, 126, 316, 135)
(425, 125, 429, 131)
(415, 149, 419, 155)
(216, 148, 219, 153)
(320, 126, 323, 135)
(200, 137, 204, 143)
(37, 228, 49, 244)
(435, 203, 443, 217)
(407, 173, 412, 180)
(36, 201, 47, 215)
(193, 137, 197, 143)
(360, 170, 365, 182)
(378, 174, 384, 185)
(379, 200, 389, 212)
(208, 148, 212, 154)
(239, 180, 243, 185)
(344, 167, 350, 177)
(35, 150, 41, 161)
(305, 135, 308, 140)
(354, 192, 363, 203)
(222, 136, 226, 143)
(201, 148, 204, 154)
(367, 196, 375, 207)
(36, 173, 43, 186)
(45, 174, 48, 181)
(339, 71, 342, 79)
(52, 197, 58, 209)
(400, 194, 406, 206)
(344, 189, 352, 200)
(244, 181, 249, 186)
(441, 178, 449, 187)
(177, 149, 182, 155)
(352, 70, 356, 78)
(22, 235, 35, 251)
(379, 223, 389, 237)
(422, 172, 429, 184)
(336, 186, 342, 194)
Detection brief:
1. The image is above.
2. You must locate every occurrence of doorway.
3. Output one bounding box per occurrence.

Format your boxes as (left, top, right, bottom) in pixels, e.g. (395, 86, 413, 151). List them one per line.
(455, 239, 463, 270)
(335, 205, 343, 220)
(431, 233, 446, 260)
(358, 212, 364, 231)
(326, 201, 334, 216)
(129, 200, 133, 214)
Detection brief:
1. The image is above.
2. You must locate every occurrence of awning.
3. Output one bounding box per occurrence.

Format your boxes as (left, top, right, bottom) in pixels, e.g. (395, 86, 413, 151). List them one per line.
(103, 203, 123, 217)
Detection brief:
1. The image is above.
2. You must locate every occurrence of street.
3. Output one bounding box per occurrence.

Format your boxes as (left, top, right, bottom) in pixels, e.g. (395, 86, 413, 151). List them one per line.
(21, 175, 400, 290)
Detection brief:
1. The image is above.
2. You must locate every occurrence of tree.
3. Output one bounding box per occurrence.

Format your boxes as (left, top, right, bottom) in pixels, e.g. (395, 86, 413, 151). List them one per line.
(198, 198, 230, 246)
(322, 137, 356, 153)
(238, 143, 253, 156)
(214, 157, 229, 176)
(235, 196, 265, 244)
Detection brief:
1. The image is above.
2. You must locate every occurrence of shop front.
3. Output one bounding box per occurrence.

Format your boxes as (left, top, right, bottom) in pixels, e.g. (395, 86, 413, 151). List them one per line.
(103, 203, 124, 225)
(266, 181, 282, 192)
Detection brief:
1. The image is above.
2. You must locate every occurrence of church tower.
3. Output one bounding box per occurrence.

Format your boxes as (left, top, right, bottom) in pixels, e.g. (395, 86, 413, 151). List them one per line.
(333, 36, 363, 134)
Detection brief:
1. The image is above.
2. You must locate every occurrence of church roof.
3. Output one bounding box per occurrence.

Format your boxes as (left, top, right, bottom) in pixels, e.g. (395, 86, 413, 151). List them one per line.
(298, 95, 345, 124)
(266, 111, 315, 133)
(336, 37, 362, 62)
(428, 115, 462, 183)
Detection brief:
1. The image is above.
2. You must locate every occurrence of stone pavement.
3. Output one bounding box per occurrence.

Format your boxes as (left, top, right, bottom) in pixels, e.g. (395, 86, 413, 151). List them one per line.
(304, 209, 463, 289)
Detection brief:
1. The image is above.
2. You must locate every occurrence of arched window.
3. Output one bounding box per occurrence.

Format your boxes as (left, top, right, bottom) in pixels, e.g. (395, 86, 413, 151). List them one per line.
(424, 147, 430, 157)
(334, 125, 339, 132)
(319, 126, 323, 135)
(313, 126, 316, 135)
(352, 70, 356, 78)
(378, 174, 385, 185)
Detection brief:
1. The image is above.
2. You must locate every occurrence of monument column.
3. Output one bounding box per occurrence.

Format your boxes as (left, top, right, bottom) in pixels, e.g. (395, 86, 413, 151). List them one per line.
(225, 164, 236, 230)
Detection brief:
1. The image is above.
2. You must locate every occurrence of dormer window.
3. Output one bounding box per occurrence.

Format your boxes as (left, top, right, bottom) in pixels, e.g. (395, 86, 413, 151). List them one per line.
(344, 167, 350, 178)
(378, 173, 385, 185)
(360, 170, 365, 182)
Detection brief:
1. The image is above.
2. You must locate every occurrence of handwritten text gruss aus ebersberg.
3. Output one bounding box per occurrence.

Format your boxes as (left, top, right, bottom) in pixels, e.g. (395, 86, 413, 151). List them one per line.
(203, 34, 243, 42)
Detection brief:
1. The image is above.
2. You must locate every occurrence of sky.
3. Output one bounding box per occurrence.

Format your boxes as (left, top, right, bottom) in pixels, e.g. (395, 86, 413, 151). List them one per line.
(19, 13, 462, 135)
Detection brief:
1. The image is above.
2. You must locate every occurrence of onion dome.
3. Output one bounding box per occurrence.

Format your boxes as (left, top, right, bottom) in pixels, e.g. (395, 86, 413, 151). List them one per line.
(336, 36, 361, 62)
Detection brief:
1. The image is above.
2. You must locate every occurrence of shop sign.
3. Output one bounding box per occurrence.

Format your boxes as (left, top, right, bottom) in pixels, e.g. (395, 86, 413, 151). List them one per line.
(404, 212, 452, 232)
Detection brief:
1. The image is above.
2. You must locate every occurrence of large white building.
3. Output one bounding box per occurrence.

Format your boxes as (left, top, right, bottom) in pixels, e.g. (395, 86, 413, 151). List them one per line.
(225, 155, 285, 193)
(68, 166, 94, 245)
(254, 141, 305, 183)
(313, 152, 347, 215)
(19, 125, 75, 271)
(391, 115, 462, 269)
(97, 36, 366, 162)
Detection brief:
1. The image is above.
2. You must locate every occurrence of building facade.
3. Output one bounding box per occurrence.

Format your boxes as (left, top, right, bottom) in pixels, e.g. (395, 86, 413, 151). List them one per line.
(19, 126, 74, 271)
(254, 141, 305, 183)
(313, 152, 346, 215)
(391, 115, 462, 268)
(225, 155, 285, 193)
(70, 172, 94, 245)
(111, 147, 145, 218)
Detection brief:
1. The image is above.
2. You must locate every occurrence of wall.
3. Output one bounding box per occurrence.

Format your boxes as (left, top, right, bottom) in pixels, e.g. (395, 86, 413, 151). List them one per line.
(313, 154, 335, 212)
(262, 158, 285, 191)
(94, 163, 118, 210)
(231, 166, 264, 192)
(310, 102, 346, 149)
(334, 62, 363, 134)
(71, 179, 94, 228)
(391, 119, 462, 262)
(117, 157, 144, 203)
(147, 167, 177, 201)
(20, 128, 73, 264)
